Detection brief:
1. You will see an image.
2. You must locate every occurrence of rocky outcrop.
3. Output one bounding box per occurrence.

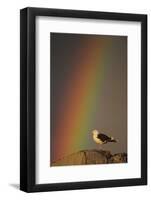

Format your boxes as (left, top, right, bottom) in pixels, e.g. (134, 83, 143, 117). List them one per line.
(108, 152, 127, 163)
(52, 149, 127, 166)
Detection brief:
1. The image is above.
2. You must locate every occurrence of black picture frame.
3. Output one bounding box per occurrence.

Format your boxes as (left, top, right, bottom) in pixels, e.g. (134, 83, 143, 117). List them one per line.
(20, 7, 147, 192)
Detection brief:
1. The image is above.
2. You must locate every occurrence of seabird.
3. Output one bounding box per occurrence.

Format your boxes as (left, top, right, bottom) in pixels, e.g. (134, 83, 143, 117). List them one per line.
(92, 129, 118, 146)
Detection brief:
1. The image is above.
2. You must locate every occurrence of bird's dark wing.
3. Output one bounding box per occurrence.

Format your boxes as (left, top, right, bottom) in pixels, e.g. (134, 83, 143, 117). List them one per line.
(97, 133, 110, 142)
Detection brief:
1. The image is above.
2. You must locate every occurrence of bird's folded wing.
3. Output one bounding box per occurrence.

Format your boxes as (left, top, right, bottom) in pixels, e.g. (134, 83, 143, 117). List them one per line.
(97, 133, 110, 142)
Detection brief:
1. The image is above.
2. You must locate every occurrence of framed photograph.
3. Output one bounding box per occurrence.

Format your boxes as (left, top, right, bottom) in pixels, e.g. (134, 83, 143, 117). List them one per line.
(20, 7, 147, 192)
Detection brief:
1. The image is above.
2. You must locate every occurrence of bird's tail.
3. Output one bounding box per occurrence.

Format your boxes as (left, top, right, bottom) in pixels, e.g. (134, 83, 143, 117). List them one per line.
(110, 137, 118, 143)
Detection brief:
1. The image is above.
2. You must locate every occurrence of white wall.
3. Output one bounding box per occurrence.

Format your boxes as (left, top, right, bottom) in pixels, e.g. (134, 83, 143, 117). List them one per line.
(0, 0, 150, 199)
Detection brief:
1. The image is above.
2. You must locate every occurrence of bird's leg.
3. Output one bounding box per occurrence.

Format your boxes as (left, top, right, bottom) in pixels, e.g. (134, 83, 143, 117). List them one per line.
(98, 145, 103, 151)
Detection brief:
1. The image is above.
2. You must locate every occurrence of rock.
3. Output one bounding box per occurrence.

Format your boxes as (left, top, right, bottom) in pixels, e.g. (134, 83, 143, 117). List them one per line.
(52, 149, 127, 166)
(108, 153, 127, 163)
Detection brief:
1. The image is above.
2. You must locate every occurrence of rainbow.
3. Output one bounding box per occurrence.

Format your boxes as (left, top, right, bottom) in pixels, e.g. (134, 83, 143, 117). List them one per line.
(51, 35, 113, 163)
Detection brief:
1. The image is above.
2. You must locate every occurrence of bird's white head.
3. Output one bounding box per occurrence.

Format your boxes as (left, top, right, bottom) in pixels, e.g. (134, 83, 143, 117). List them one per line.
(92, 129, 99, 136)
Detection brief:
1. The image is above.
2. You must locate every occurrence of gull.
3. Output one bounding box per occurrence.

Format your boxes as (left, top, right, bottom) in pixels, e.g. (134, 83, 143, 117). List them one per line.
(92, 130, 118, 148)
